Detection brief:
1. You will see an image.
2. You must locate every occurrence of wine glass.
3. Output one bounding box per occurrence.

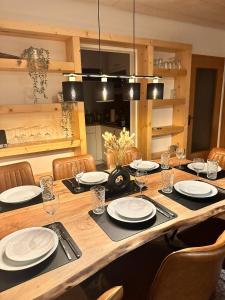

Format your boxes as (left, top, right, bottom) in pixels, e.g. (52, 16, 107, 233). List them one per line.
(135, 171, 146, 198)
(42, 193, 59, 228)
(192, 158, 205, 179)
(72, 164, 85, 193)
(176, 148, 185, 169)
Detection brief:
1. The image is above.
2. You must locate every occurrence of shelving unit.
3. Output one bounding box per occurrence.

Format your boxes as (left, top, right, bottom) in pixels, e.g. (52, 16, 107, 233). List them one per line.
(0, 58, 75, 72)
(138, 40, 192, 159)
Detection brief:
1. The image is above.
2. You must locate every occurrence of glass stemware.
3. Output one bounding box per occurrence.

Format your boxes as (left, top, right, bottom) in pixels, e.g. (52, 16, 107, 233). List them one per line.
(176, 148, 185, 169)
(43, 193, 59, 228)
(72, 164, 85, 192)
(192, 158, 205, 179)
(135, 171, 146, 198)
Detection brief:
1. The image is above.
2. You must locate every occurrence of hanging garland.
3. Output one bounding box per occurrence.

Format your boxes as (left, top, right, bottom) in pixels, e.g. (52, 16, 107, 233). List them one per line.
(18, 47, 49, 103)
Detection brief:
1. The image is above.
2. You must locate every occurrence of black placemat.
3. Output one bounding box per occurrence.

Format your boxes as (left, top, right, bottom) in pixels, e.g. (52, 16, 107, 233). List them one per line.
(123, 164, 165, 176)
(159, 188, 225, 211)
(62, 178, 147, 201)
(0, 222, 82, 292)
(89, 195, 177, 242)
(0, 194, 43, 213)
(174, 163, 225, 180)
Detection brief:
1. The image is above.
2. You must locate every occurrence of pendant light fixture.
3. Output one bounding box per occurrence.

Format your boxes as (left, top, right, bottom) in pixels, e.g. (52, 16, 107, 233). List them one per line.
(147, 78, 164, 100)
(62, 76, 83, 102)
(122, 0, 140, 101)
(94, 0, 114, 103)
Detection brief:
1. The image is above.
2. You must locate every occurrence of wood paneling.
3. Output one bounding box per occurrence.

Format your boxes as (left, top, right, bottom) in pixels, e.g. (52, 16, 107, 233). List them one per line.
(0, 160, 225, 300)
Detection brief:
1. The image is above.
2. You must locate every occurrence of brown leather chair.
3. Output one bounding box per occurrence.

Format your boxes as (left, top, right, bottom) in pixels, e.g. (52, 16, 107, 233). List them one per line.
(148, 230, 225, 300)
(98, 286, 123, 300)
(52, 154, 96, 180)
(208, 147, 225, 169)
(105, 147, 140, 169)
(0, 161, 35, 193)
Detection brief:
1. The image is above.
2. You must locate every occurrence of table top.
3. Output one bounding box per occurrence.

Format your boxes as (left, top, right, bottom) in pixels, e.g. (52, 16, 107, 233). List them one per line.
(0, 159, 225, 300)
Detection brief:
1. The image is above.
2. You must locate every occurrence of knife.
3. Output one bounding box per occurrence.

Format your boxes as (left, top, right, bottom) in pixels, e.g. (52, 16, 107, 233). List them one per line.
(60, 229, 81, 259)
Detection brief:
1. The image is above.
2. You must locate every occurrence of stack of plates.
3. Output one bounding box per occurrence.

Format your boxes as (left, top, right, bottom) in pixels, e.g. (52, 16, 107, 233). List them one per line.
(80, 172, 109, 185)
(0, 185, 42, 204)
(187, 163, 222, 174)
(130, 161, 159, 171)
(174, 180, 218, 198)
(107, 197, 156, 223)
(0, 227, 58, 271)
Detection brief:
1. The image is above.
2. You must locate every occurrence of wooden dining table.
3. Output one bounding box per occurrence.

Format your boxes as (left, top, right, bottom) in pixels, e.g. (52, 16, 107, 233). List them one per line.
(0, 158, 225, 300)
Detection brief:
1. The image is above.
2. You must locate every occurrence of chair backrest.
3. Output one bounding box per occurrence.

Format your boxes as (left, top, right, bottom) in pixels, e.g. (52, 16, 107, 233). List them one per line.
(208, 147, 225, 169)
(52, 154, 96, 180)
(105, 147, 140, 169)
(0, 161, 35, 193)
(97, 286, 123, 300)
(149, 230, 225, 300)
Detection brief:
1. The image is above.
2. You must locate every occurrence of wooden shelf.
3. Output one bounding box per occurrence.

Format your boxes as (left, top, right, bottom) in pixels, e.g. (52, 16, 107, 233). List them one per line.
(152, 126, 184, 137)
(0, 58, 75, 72)
(152, 99, 186, 107)
(154, 68, 187, 77)
(0, 138, 81, 158)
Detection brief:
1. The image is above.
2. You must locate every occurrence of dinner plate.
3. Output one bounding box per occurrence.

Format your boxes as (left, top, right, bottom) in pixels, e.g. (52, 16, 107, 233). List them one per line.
(0, 227, 58, 271)
(187, 163, 222, 174)
(5, 227, 57, 262)
(114, 197, 153, 219)
(0, 185, 42, 204)
(80, 172, 109, 185)
(107, 198, 156, 223)
(130, 161, 159, 171)
(174, 180, 218, 198)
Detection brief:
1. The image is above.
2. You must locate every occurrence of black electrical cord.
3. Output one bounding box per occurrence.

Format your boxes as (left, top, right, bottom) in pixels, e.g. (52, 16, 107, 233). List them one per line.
(133, 0, 136, 75)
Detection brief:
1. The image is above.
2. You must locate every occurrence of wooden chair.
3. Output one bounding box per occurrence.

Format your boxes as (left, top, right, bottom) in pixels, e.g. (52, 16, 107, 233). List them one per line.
(98, 286, 123, 300)
(105, 147, 140, 169)
(52, 154, 96, 180)
(0, 161, 35, 193)
(148, 230, 225, 300)
(208, 147, 225, 169)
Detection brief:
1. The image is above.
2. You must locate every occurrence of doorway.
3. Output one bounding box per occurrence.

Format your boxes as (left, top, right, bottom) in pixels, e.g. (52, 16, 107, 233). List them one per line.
(187, 55, 224, 159)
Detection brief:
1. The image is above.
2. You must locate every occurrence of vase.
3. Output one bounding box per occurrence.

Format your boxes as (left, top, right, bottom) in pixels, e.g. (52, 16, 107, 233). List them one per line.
(107, 165, 130, 193)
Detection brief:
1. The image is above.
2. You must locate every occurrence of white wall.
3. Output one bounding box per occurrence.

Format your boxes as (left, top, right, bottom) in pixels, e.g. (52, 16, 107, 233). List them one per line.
(0, 0, 225, 173)
(1, 0, 225, 57)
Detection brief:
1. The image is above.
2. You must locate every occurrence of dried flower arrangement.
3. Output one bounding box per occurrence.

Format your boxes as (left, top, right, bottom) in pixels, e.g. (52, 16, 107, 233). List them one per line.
(61, 102, 73, 138)
(102, 128, 135, 166)
(18, 47, 50, 103)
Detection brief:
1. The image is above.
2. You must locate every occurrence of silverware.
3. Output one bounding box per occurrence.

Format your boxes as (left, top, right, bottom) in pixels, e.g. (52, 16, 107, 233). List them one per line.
(155, 207, 171, 218)
(55, 230, 72, 260)
(60, 230, 81, 259)
(67, 179, 75, 188)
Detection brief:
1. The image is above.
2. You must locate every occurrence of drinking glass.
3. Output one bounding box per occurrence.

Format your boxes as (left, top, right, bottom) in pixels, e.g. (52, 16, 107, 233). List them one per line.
(135, 171, 147, 198)
(72, 164, 85, 193)
(207, 159, 218, 180)
(90, 185, 105, 214)
(176, 148, 185, 168)
(161, 151, 170, 169)
(192, 158, 205, 178)
(40, 175, 54, 200)
(43, 193, 59, 227)
(161, 170, 174, 193)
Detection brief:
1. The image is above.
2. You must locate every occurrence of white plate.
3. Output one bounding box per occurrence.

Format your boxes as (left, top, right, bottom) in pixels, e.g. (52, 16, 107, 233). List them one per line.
(107, 198, 156, 223)
(0, 227, 58, 271)
(174, 180, 218, 198)
(114, 197, 153, 219)
(179, 180, 211, 196)
(187, 163, 222, 174)
(80, 172, 108, 185)
(0, 185, 42, 204)
(5, 227, 56, 262)
(130, 161, 159, 171)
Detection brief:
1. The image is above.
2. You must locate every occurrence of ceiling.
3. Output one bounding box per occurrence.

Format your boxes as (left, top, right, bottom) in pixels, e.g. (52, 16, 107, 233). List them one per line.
(86, 0, 225, 30)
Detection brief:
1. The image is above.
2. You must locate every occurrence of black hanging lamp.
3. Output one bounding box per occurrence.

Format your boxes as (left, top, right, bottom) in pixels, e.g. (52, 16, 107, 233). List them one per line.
(62, 76, 84, 102)
(94, 0, 114, 103)
(122, 0, 140, 101)
(147, 78, 164, 100)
